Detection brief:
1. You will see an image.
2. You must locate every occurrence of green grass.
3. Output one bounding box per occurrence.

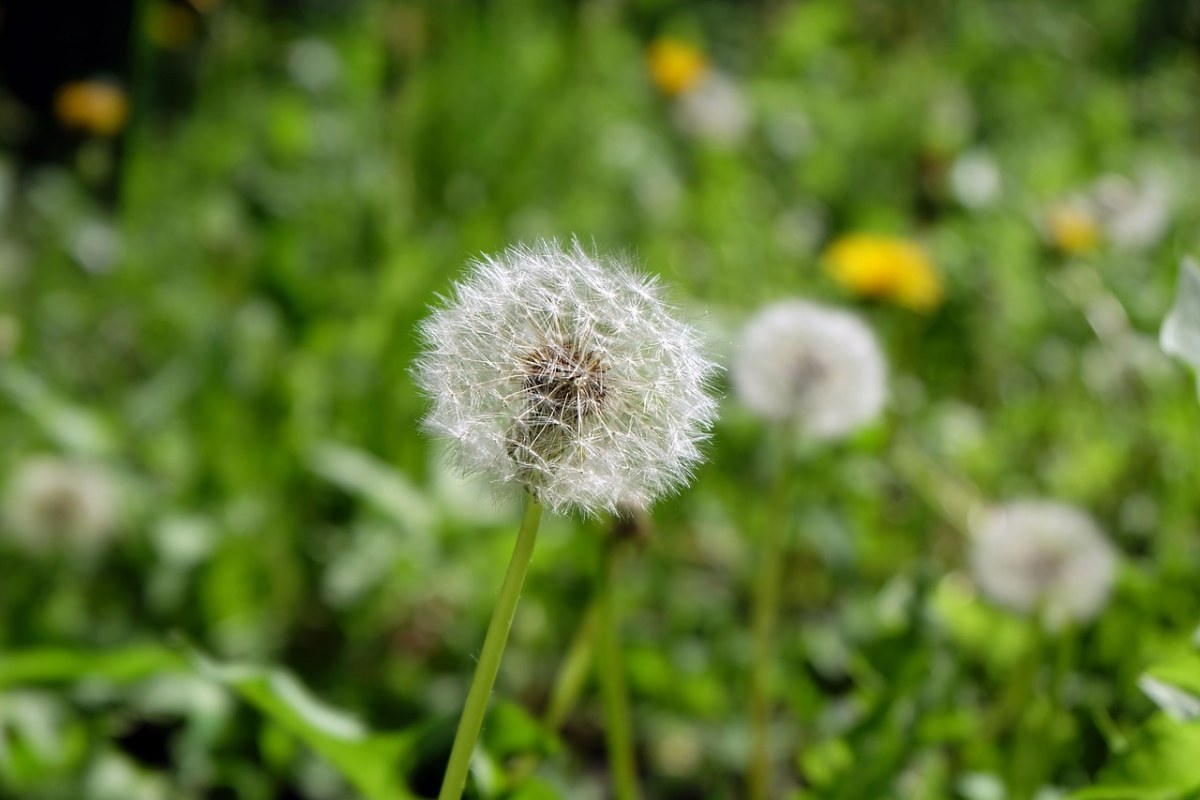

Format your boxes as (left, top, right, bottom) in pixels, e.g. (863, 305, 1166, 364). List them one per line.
(2, 1, 1200, 798)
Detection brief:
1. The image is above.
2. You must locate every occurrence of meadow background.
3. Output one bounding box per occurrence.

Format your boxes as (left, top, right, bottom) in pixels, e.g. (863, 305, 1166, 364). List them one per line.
(2, 1, 1200, 798)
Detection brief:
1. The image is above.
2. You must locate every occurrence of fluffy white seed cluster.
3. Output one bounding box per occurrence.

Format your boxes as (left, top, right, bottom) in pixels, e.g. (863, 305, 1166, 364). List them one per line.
(969, 500, 1118, 628)
(732, 300, 887, 440)
(415, 240, 719, 517)
(3, 456, 121, 556)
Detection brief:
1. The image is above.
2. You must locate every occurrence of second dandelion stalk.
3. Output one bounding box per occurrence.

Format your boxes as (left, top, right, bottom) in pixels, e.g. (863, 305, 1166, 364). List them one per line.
(748, 429, 796, 800)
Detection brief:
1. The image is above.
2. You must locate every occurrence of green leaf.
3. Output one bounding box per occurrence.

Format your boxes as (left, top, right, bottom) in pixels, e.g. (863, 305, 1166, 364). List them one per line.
(1144, 650, 1200, 699)
(0, 365, 118, 457)
(192, 651, 416, 800)
(0, 645, 186, 688)
(1138, 648, 1200, 721)
(482, 700, 559, 761)
(1071, 714, 1200, 800)
(1161, 257, 1200, 398)
(307, 440, 437, 531)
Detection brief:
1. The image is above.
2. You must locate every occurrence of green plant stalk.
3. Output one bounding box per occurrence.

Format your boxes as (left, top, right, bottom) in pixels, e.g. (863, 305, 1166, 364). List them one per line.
(1018, 623, 1076, 798)
(545, 598, 600, 730)
(748, 503, 784, 800)
(508, 598, 600, 785)
(748, 431, 795, 800)
(121, 0, 155, 212)
(598, 545, 642, 800)
(438, 495, 544, 800)
(890, 436, 981, 534)
(1010, 615, 1057, 800)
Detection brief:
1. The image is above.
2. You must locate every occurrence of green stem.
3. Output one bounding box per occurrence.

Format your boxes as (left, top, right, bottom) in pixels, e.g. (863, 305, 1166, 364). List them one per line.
(748, 502, 783, 800)
(545, 598, 600, 730)
(438, 496, 543, 800)
(748, 430, 795, 800)
(599, 544, 642, 800)
(508, 598, 600, 786)
(120, 0, 154, 212)
(1010, 620, 1053, 800)
(890, 436, 981, 534)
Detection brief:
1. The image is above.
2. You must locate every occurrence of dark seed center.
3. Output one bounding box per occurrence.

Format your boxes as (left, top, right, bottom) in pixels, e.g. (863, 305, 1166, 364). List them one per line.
(34, 487, 85, 532)
(520, 341, 608, 424)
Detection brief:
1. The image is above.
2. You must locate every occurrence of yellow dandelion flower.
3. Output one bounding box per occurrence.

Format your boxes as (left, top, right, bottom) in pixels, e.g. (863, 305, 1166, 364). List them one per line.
(823, 234, 943, 312)
(54, 81, 130, 137)
(646, 38, 708, 97)
(147, 3, 198, 51)
(1046, 204, 1100, 255)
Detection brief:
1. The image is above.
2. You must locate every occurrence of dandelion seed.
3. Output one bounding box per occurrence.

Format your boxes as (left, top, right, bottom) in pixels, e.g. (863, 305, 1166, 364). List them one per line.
(969, 500, 1117, 628)
(823, 234, 943, 312)
(415, 239, 719, 517)
(733, 300, 887, 440)
(3, 456, 121, 556)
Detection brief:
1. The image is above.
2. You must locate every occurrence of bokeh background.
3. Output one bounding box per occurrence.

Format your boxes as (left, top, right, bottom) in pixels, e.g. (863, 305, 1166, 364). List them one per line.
(3, 1, 1200, 798)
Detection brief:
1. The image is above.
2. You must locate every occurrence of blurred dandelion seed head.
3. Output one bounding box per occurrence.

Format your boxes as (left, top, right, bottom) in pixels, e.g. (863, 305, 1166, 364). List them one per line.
(672, 73, 751, 146)
(733, 300, 887, 440)
(1091, 172, 1172, 250)
(949, 150, 1002, 209)
(823, 234, 943, 312)
(415, 240, 719, 516)
(969, 500, 1117, 628)
(647, 38, 709, 97)
(287, 38, 342, 94)
(3, 456, 121, 556)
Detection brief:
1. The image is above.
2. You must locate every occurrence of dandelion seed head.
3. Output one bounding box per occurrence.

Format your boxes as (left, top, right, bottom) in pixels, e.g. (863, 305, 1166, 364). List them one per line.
(732, 300, 887, 440)
(3, 456, 121, 556)
(949, 149, 1002, 209)
(673, 73, 751, 146)
(969, 500, 1118, 628)
(415, 240, 719, 516)
(1092, 172, 1171, 250)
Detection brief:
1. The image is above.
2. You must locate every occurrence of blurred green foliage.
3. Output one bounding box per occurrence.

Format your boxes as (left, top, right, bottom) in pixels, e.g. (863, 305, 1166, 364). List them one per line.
(2, 0, 1200, 798)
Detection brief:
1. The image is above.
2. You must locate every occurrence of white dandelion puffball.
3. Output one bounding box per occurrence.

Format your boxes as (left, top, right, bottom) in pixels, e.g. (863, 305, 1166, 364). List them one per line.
(3, 456, 121, 556)
(673, 72, 751, 147)
(732, 300, 887, 440)
(1091, 172, 1171, 250)
(415, 240, 719, 517)
(949, 149, 1002, 209)
(969, 500, 1118, 627)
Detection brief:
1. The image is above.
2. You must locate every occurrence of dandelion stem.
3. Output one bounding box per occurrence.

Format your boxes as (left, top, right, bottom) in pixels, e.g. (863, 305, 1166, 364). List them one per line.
(748, 430, 794, 800)
(599, 542, 642, 800)
(507, 598, 600, 786)
(890, 436, 981, 533)
(748, 508, 784, 800)
(546, 598, 600, 730)
(438, 495, 543, 800)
